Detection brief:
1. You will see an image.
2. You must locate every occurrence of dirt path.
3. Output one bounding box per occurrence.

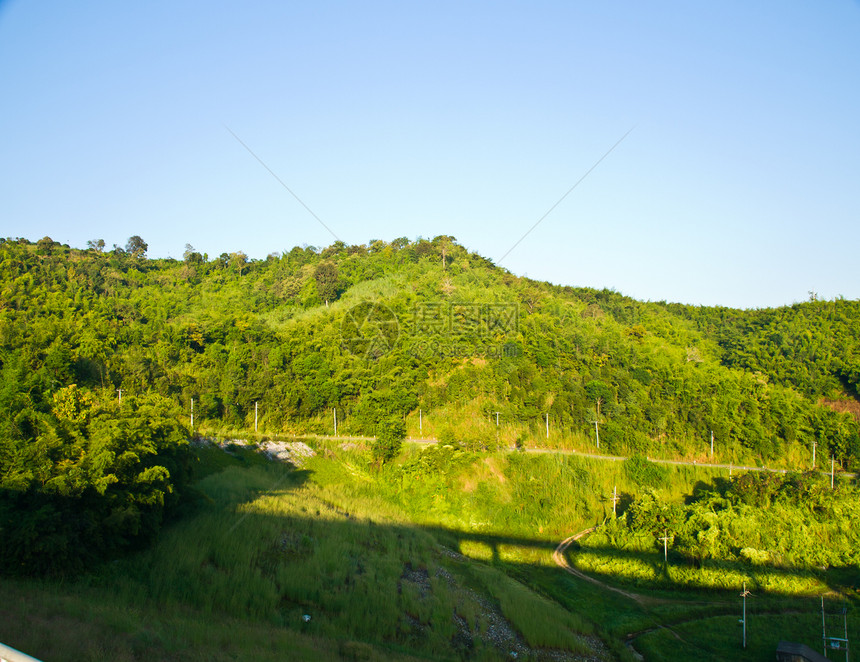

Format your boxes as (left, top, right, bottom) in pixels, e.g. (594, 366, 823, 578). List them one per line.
(552, 528, 669, 606)
(266, 434, 855, 478)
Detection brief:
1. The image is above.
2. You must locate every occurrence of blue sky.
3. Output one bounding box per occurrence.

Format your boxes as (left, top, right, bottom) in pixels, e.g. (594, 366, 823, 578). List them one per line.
(1, 1, 858, 309)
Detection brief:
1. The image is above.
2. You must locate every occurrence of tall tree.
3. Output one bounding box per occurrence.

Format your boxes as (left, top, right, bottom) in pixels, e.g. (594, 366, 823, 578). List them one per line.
(314, 261, 342, 306)
(183, 243, 203, 264)
(126, 235, 148, 258)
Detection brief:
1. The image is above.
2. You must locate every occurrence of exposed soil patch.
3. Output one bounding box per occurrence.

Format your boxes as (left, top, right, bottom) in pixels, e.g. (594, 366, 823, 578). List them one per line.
(820, 396, 860, 422)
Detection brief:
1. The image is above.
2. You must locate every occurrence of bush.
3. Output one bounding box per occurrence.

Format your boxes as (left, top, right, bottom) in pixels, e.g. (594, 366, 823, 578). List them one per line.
(0, 392, 193, 577)
(373, 417, 406, 464)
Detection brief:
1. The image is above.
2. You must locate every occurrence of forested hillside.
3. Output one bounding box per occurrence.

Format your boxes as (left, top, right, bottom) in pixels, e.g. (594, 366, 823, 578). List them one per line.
(1, 234, 858, 574)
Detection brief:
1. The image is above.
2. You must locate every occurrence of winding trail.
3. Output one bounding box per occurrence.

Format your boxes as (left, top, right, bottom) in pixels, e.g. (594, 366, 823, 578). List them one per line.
(552, 528, 667, 607)
(553, 529, 705, 660)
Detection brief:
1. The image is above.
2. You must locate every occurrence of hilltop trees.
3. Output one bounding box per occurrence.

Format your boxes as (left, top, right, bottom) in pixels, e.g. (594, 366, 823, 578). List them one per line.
(125, 235, 148, 258)
(183, 243, 203, 264)
(0, 234, 858, 481)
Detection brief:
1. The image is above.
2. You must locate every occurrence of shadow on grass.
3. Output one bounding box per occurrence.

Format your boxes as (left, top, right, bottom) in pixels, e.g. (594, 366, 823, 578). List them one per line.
(558, 539, 856, 596)
(3, 447, 858, 662)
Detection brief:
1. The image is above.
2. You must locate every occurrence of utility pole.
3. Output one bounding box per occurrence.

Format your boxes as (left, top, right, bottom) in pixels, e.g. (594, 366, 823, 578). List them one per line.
(419, 409, 422, 437)
(254, 401, 258, 433)
(191, 397, 194, 429)
(740, 582, 751, 649)
(813, 440, 817, 469)
(832, 456, 835, 489)
(820, 599, 848, 660)
(659, 531, 670, 563)
(594, 420, 600, 449)
(843, 607, 849, 662)
(117, 388, 123, 405)
(710, 430, 714, 458)
(333, 408, 337, 437)
(493, 412, 500, 427)
(610, 485, 619, 517)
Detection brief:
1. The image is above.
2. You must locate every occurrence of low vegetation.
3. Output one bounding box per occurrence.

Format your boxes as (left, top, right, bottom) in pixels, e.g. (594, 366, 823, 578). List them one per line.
(573, 463, 860, 595)
(1, 437, 858, 660)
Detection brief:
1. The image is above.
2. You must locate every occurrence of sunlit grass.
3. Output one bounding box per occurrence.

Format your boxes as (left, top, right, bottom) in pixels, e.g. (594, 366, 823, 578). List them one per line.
(4, 433, 854, 661)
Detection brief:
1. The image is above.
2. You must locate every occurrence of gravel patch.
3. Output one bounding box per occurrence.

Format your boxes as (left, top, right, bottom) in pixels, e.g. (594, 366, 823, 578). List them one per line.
(197, 437, 317, 467)
(258, 440, 316, 466)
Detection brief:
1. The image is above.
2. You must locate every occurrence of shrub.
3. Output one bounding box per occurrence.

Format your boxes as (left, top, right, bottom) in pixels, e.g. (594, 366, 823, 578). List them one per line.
(373, 417, 406, 464)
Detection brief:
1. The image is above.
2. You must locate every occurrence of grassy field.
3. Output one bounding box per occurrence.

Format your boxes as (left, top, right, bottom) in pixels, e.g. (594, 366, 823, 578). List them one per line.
(2, 438, 857, 661)
(1, 443, 609, 660)
(634, 608, 858, 662)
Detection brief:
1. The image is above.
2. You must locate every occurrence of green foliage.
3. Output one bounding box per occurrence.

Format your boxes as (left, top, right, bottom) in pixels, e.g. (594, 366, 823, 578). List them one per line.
(372, 417, 406, 464)
(1, 429, 856, 662)
(400, 443, 470, 479)
(313, 260, 342, 305)
(669, 299, 860, 400)
(0, 370, 192, 575)
(584, 379, 613, 405)
(576, 470, 860, 594)
(2, 235, 857, 471)
(125, 235, 148, 258)
(624, 455, 668, 487)
(1, 234, 859, 576)
(2, 447, 602, 661)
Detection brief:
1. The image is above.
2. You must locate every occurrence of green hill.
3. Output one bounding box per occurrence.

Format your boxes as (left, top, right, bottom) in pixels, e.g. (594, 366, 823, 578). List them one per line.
(0, 236, 860, 659)
(2, 234, 857, 465)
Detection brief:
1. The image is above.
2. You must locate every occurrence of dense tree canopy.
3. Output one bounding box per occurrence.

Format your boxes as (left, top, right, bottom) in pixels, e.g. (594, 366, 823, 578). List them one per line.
(1, 234, 858, 573)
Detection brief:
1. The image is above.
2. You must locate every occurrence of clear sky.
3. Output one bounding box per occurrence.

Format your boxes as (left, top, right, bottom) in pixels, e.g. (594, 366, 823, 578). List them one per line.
(2, 1, 858, 309)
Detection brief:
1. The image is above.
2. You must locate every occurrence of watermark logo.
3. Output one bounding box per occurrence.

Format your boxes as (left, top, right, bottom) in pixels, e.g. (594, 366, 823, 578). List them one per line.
(343, 301, 519, 359)
(342, 302, 400, 358)
(413, 302, 518, 337)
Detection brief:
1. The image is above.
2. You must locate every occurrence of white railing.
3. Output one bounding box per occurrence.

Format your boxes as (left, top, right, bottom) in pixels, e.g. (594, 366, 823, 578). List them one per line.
(0, 642, 42, 662)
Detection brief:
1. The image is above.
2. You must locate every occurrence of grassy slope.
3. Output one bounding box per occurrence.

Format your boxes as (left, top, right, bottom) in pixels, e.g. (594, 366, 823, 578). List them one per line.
(0, 446, 422, 662)
(0, 444, 607, 661)
(329, 440, 860, 661)
(3, 440, 858, 661)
